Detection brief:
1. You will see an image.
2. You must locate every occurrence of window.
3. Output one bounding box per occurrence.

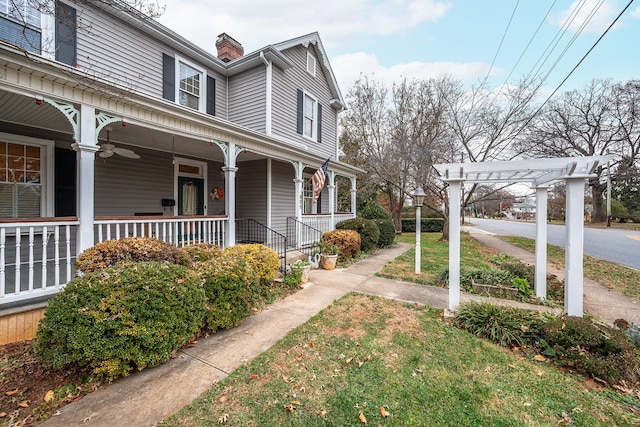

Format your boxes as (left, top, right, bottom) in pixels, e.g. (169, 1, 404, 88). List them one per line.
(55, 1, 76, 66)
(0, 0, 42, 54)
(296, 89, 323, 142)
(302, 175, 316, 214)
(179, 62, 201, 110)
(306, 52, 316, 77)
(162, 54, 216, 115)
(0, 135, 52, 218)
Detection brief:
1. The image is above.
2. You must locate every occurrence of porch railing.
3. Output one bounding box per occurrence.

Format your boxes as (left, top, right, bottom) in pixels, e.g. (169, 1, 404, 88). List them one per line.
(0, 217, 79, 305)
(300, 212, 356, 234)
(286, 217, 321, 252)
(236, 219, 287, 272)
(94, 215, 227, 248)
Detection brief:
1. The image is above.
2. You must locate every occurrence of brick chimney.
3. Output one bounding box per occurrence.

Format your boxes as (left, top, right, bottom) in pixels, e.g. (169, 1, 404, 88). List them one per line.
(216, 33, 244, 63)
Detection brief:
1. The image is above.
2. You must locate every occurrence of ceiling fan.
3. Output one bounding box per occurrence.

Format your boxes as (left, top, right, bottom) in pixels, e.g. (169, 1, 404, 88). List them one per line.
(99, 128, 140, 159)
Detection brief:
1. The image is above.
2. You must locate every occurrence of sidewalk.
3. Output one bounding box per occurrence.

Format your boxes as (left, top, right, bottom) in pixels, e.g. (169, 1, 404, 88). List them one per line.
(39, 237, 640, 426)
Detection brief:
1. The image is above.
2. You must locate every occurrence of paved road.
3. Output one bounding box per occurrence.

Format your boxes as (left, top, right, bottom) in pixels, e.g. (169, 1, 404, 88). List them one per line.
(469, 217, 640, 270)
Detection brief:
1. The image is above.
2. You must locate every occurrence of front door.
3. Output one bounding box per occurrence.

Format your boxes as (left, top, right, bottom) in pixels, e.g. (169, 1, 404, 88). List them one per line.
(177, 177, 204, 215)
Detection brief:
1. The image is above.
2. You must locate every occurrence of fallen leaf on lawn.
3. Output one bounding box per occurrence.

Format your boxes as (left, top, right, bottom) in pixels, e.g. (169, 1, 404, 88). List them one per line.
(523, 402, 532, 407)
(557, 411, 573, 424)
(217, 413, 228, 424)
(284, 405, 296, 412)
(291, 400, 301, 405)
(380, 407, 390, 418)
(5, 389, 19, 396)
(316, 409, 327, 416)
(346, 356, 354, 364)
(508, 364, 516, 369)
(219, 395, 227, 403)
(0, 412, 6, 418)
(18, 400, 29, 408)
(249, 374, 259, 380)
(359, 410, 367, 423)
(44, 390, 55, 403)
(533, 355, 546, 362)
(307, 341, 314, 347)
(296, 354, 303, 361)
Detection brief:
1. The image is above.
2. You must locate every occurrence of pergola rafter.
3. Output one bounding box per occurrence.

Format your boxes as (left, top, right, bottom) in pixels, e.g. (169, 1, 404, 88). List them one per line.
(433, 156, 613, 317)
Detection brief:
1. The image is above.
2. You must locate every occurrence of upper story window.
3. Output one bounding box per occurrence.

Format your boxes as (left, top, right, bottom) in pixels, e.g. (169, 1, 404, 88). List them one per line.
(306, 52, 316, 77)
(296, 89, 322, 142)
(179, 62, 201, 110)
(0, 0, 41, 27)
(162, 53, 216, 116)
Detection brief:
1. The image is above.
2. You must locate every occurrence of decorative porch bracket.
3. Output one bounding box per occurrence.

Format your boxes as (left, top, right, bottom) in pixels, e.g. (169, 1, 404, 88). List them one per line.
(209, 139, 246, 165)
(42, 97, 80, 142)
(95, 112, 122, 143)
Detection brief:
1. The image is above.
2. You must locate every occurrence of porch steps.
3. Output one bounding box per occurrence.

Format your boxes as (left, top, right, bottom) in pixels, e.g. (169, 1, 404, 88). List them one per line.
(286, 249, 308, 265)
(0, 303, 48, 345)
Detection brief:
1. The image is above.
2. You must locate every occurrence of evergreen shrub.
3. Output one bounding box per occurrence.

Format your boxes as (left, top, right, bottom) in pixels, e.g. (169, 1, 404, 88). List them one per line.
(401, 218, 444, 232)
(183, 243, 222, 262)
(336, 218, 380, 252)
(361, 202, 392, 221)
(321, 229, 361, 261)
(223, 244, 280, 285)
(373, 218, 396, 247)
(75, 237, 190, 273)
(35, 262, 205, 379)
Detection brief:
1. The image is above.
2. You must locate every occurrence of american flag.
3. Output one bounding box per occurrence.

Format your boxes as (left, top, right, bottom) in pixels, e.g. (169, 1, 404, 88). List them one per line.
(312, 158, 330, 205)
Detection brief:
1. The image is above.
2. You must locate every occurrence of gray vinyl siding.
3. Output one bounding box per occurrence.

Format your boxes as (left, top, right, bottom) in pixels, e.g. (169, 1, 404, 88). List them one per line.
(271, 45, 337, 159)
(95, 147, 174, 216)
(236, 159, 267, 224)
(73, 5, 228, 118)
(270, 160, 295, 235)
(227, 66, 266, 130)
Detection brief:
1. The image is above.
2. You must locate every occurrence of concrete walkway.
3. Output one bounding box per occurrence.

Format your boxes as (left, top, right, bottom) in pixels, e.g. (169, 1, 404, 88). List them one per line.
(39, 236, 640, 426)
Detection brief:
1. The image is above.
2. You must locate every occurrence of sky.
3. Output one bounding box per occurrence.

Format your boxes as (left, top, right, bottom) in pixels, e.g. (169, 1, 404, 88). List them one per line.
(157, 0, 640, 101)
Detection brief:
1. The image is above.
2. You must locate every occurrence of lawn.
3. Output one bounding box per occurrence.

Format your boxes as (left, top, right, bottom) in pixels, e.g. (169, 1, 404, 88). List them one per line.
(500, 235, 640, 301)
(376, 232, 495, 285)
(161, 294, 639, 426)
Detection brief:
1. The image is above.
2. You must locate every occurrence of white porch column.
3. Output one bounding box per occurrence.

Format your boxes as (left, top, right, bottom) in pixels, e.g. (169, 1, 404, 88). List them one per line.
(448, 180, 462, 311)
(72, 105, 98, 254)
(564, 177, 586, 316)
(350, 177, 357, 216)
(534, 186, 548, 299)
(293, 161, 303, 222)
(328, 171, 335, 229)
(223, 142, 238, 247)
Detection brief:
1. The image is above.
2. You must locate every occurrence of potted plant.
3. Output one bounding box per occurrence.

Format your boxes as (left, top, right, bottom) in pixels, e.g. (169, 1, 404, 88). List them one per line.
(319, 242, 340, 270)
(290, 259, 312, 283)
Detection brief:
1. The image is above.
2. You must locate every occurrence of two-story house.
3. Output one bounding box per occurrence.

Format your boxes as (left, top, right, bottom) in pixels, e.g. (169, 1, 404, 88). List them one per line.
(0, 0, 363, 333)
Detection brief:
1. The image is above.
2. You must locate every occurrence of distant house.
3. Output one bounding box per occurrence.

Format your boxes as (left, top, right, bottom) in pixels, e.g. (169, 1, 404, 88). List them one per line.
(0, 1, 362, 314)
(508, 202, 536, 220)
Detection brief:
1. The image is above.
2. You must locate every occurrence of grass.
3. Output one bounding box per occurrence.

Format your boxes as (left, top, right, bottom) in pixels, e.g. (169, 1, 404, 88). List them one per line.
(161, 294, 639, 426)
(376, 232, 494, 285)
(500, 235, 640, 301)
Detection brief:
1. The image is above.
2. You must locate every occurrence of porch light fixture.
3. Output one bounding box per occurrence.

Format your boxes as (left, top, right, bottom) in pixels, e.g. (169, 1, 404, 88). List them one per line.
(412, 187, 426, 274)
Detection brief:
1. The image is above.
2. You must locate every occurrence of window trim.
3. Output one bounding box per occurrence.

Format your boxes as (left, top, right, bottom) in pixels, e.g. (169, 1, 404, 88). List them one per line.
(0, 132, 54, 218)
(175, 55, 207, 113)
(306, 51, 316, 77)
(302, 91, 318, 141)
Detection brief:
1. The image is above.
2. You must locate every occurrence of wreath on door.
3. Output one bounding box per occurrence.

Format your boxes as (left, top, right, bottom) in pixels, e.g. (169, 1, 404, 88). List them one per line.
(210, 187, 225, 200)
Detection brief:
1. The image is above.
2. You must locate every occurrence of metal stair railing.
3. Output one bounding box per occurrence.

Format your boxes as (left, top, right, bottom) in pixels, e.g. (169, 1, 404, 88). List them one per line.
(286, 217, 322, 258)
(235, 219, 287, 273)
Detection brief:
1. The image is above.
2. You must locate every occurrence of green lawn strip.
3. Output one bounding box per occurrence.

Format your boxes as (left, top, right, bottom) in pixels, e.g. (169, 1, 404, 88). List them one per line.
(377, 232, 493, 285)
(500, 235, 640, 301)
(161, 294, 637, 426)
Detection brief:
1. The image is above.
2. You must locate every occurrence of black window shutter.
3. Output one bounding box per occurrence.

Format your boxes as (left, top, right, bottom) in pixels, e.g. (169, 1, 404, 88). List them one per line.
(317, 103, 322, 143)
(55, 147, 76, 216)
(296, 89, 304, 134)
(162, 54, 175, 101)
(206, 76, 216, 116)
(55, 1, 77, 66)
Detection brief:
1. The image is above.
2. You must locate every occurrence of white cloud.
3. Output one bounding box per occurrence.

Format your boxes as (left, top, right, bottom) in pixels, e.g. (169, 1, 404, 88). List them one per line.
(550, 0, 619, 34)
(331, 52, 499, 93)
(158, 0, 451, 52)
(631, 5, 640, 18)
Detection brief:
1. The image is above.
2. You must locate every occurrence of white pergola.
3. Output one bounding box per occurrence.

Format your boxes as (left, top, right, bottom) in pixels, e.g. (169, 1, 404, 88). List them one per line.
(433, 156, 613, 317)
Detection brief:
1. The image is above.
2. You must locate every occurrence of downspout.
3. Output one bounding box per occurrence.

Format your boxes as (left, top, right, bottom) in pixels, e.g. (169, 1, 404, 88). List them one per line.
(260, 51, 272, 135)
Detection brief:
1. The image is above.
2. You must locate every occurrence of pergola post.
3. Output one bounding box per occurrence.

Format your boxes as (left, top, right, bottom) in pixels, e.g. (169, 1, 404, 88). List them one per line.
(534, 186, 548, 299)
(564, 177, 586, 316)
(448, 180, 462, 311)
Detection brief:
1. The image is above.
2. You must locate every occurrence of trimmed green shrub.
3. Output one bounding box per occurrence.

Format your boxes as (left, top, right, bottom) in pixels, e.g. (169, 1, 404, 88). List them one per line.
(543, 316, 640, 384)
(321, 229, 360, 261)
(223, 244, 280, 285)
(361, 202, 392, 221)
(196, 255, 258, 332)
(75, 237, 191, 273)
(454, 302, 543, 347)
(35, 262, 205, 379)
(373, 218, 395, 247)
(183, 243, 222, 262)
(336, 218, 380, 252)
(401, 218, 444, 232)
